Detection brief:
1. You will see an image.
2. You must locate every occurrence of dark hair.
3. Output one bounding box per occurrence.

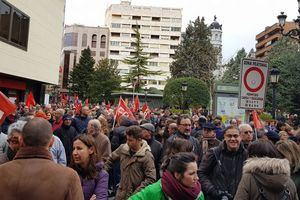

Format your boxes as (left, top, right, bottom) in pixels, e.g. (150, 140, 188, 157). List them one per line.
(162, 152, 196, 175)
(176, 115, 191, 125)
(165, 138, 193, 157)
(22, 117, 52, 147)
(70, 134, 99, 179)
(248, 140, 282, 158)
(223, 125, 239, 135)
(125, 125, 143, 139)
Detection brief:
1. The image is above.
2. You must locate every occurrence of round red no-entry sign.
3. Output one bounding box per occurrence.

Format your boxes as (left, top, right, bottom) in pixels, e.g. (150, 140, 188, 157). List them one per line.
(243, 67, 265, 93)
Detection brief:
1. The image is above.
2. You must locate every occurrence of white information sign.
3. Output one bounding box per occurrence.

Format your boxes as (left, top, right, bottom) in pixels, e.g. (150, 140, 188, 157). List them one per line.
(238, 59, 268, 109)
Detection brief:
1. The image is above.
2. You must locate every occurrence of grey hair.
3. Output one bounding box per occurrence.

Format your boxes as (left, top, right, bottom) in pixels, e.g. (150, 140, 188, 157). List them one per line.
(7, 120, 27, 137)
(238, 123, 253, 132)
(89, 119, 101, 132)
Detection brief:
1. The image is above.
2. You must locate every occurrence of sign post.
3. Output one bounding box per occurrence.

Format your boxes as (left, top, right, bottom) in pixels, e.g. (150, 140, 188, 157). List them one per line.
(238, 59, 268, 109)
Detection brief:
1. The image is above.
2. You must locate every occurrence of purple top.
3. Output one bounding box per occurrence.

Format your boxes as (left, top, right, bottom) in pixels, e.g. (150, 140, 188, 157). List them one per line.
(81, 162, 109, 200)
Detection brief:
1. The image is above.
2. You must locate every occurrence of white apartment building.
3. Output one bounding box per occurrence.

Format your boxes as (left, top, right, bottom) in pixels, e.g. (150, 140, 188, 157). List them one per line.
(60, 25, 109, 89)
(0, 0, 65, 103)
(105, 0, 182, 90)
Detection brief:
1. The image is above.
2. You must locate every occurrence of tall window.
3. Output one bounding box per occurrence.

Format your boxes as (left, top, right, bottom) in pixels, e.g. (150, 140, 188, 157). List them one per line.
(91, 34, 97, 48)
(0, 0, 30, 50)
(100, 35, 106, 48)
(64, 33, 78, 47)
(81, 33, 87, 47)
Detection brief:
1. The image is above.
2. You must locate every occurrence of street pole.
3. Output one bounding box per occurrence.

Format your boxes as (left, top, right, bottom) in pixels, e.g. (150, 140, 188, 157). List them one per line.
(272, 84, 276, 119)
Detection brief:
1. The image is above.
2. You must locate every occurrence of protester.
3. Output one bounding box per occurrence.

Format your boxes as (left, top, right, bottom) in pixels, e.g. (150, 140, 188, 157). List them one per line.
(0, 117, 84, 199)
(104, 125, 156, 200)
(199, 125, 248, 200)
(98, 115, 110, 137)
(129, 152, 205, 200)
(279, 130, 289, 141)
(52, 108, 65, 132)
(70, 134, 109, 200)
(239, 123, 254, 149)
(50, 135, 67, 166)
(234, 140, 298, 200)
(73, 106, 91, 134)
(0, 127, 8, 164)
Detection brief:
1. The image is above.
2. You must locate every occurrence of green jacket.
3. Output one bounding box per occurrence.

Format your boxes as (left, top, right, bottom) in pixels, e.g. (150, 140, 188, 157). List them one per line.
(129, 180, 205, 200)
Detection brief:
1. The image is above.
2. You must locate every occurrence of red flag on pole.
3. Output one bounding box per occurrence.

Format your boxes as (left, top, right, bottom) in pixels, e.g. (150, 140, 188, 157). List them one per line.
(141, 103, 151, 119)
(252, 110, 264, 129)
(25, 91, 36, 108)
(132, 95, 140, 113)
(0, 92, 17, 125)
(115, 97, 135, 121)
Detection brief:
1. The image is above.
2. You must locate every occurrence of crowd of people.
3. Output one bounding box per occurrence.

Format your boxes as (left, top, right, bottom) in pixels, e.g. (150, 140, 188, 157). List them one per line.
(0, 102, 300, 200)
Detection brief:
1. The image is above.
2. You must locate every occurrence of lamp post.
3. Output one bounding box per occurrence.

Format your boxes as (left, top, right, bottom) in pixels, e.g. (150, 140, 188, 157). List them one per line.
(270, 67, 280, 119)
(181, 82, 188, 113)
(277, 0, 300, 42)
(144, 85, 148, 104)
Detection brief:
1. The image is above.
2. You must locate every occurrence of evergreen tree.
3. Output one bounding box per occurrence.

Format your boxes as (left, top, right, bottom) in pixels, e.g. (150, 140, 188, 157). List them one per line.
(170, 17, 218, 84)
(221, 48, 247, 84)
(123, 26, 161, 92)
(69, 47, 95, 99)
(89, 59, 121, 103)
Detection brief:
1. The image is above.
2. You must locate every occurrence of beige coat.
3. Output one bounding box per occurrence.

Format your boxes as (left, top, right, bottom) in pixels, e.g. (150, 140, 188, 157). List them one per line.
(0, 147, 84, 200)
(94, 132, 111, 162)
(234, 157, 299, 200)
(105, 140, 156, 200)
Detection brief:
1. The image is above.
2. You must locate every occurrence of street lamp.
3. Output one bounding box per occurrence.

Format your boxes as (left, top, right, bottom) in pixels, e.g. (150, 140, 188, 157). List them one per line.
(144, 85, 148, 104)
(277, 0, 300, 42)
(181, 82, 188, 113)
(270, 67, 280, 119)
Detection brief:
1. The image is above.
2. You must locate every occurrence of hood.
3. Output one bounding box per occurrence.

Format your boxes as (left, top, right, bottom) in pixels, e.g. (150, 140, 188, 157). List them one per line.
(243, 157, 290, 191)
(121, 140, 151, 156)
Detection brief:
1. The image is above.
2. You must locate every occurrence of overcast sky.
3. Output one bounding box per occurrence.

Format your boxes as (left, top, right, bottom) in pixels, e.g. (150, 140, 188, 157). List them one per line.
(65, 0, 299, 63)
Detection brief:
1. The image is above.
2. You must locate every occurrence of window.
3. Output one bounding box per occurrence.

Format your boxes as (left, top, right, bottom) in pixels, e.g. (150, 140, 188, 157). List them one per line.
(0, 1, 30, 49)
(121, 42, 130, 47)
(151, 26, 160, 31)
(171, 27, 181, 32)
(152, 17, 160, 21)
(64, 33, 78, 47)
(122, 15, 131, 19)
(141, 34, 150, 39)
(160, 62, 169, 67)
(161, 26, 170, 31)
(111, 32, 120, 37)
(171, 18, 182, 23)
(111, 23, 121, 28)
(148, 62, 158, 66)
(121, 33, 130, 38)
(131, 33, 136, 38)
(110, 41, 120, 46)
(112, 14, 121, 18)
(160, 44, 169, 49)
(91, 51, 96, 56)
(122, 24, 130, 28)
(141, 43, 149, 48)
(171, 36, 180, 40)
(150, 53, 159, 57)
(110, 50, 119, 55)
(149, 44, 159, 49)
(100, 51, 105, 57)
(159, 81, 167, 85)
(151, 35, 159, 39)
(160, 35, 169, 40)
(132, 16, 141, 20)
(130, 52, 137, 56)
(91, 34, 97, 48)
(161, 17, 170, 22)
(160, 53, 169, 58)
(142, 16, 151, 20)
(100, 35, 106, 48)
(81, 33, 87, 47)
(120, 51, 130, 56)
(132, 24, 140, 29)
(170, 45, 178, 49)
(142, 25, 150, 30)
(148, 80, 157, 85)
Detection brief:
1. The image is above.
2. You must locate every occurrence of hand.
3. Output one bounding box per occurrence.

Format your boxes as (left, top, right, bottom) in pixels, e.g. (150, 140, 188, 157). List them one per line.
(89, 194, 96, 200)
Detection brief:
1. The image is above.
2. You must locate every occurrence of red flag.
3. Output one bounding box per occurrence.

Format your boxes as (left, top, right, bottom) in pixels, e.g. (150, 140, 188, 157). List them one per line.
(25, 91, 36, 107)
(74, 103, 82, 115)
(141, 103, 151, 119)
(132, 95, 140, 113)
(0, 92, 17, 125)
(115, 97, 135, 121)
(252, 110, 264, 129)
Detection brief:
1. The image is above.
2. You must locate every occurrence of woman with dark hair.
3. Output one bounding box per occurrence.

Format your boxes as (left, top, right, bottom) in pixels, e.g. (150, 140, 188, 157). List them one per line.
(129, 152, 204, 200)
(234, 140, 298, 200)
(70, 134, 108, 200)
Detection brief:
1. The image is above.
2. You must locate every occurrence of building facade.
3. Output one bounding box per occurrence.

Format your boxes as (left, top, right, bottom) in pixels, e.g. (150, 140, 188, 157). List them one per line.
(59, 25, 109, 89)
(105, 0, 182, 90)
(255, 22, 297, 59)
(0, 0, 65, 103)
(209, 16, 223, 66)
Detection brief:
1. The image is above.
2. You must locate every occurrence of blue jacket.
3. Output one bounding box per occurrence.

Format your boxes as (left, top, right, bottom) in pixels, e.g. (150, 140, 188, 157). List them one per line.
(72, 115, 91, 134)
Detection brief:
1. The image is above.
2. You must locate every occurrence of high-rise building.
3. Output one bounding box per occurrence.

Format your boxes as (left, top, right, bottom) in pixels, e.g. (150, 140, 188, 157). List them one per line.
(105, 0, 182, 90)
(59, 25, 109, 90)
(255, 22, 297, 59)
(209, 16, 222, 66)
(0, 0, 65, 103)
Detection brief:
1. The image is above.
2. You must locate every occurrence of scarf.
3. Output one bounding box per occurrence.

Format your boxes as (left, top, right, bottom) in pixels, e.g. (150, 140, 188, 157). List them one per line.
(161, 171, 201, 200)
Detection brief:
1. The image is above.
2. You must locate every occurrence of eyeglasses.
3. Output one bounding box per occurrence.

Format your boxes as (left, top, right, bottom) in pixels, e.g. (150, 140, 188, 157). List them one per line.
(180, 124, 192, 127)
(225, 134, 240, 139)
(243, 131, 253, 134)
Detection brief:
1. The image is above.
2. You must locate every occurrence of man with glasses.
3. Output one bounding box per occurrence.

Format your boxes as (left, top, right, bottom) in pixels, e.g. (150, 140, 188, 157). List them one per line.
(239, 123, 253, 149)
(198, 125, 248, 200)
(164, 116, 201, 163)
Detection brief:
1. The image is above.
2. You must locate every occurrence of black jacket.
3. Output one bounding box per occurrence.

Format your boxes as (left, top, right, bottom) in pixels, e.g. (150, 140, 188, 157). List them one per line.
(54, 125, 77, 164)
(111, 119, 134, 151)
(198, 142, 248, 200)
(147, 137, 163, 180)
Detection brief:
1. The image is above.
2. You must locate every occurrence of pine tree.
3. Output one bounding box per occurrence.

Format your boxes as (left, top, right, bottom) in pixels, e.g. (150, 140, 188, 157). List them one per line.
(69, 47, 95, 99)
(89, 59, 121, 103)
(170, 17, 219, 84)
(123, 26, 161, 92)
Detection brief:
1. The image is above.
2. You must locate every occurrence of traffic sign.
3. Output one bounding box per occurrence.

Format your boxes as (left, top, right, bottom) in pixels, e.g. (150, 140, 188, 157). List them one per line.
(238, 59, 268, 109)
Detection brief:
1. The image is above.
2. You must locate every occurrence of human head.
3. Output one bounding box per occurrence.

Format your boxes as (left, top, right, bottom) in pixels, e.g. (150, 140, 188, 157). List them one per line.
(248, 139, 281, 158)
(81, 106, 90, 117)
(21, 117, 53, 147)
(87, 119, 101, 137)
(279, 131, 289, 141)
(203, 123, 216, 138)
(177, 116, 192, 136)
(223, 125, 241, 152)
(125, 125, 143, 152)
(63, 114, 72, 126)
(97, 116, 109, 136)
(229, 118, 238, 127)
(71, 134, 98, 179)
(165, 138, 193, 157)
(276, 140, 300, 173)
(54, 108, 65, 121)
(165, 152, 198, 188)
(45, 111, 52, 121)
(168, 123, 177, 135)
(239, 123, 254, 144)
(140, 123, 155, 140)
(7, 120, 27, 151)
